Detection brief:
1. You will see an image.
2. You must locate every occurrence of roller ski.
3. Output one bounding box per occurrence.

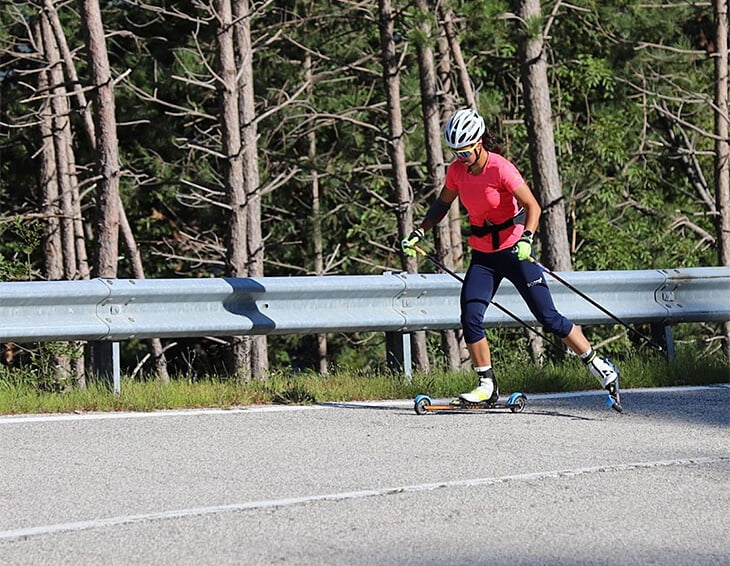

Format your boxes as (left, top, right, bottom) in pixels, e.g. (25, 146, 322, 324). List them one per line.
(413, 392, 527, 415)
(414, 371, 526, 414)
(585, 352, 623, 413)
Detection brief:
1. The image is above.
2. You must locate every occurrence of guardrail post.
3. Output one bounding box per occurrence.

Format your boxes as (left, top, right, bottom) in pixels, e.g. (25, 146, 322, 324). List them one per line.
(651, 324, 676, 361)
(90, 341, 122, 394)
(385, 332, 412, 380)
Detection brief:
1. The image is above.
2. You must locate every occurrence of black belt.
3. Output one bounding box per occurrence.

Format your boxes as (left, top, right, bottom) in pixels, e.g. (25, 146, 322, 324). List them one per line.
(470, 208, 526, 249)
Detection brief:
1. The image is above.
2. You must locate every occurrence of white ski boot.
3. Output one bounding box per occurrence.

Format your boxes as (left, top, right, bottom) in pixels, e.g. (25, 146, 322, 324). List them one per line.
(459, 372, 499, 404)
(585, 352, 622, 412)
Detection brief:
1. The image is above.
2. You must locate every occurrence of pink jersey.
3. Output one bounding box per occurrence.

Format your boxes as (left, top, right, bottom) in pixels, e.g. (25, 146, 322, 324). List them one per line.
(445, 152, 527, 253)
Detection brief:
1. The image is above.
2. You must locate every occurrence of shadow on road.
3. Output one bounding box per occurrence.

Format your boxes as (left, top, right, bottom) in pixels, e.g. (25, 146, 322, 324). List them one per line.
(318, 401, 598, 421)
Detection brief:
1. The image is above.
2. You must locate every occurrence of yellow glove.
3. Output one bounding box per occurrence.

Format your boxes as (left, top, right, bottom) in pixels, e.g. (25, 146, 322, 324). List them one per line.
(513, 230, 533, 261)
(401, 228, 424, 257)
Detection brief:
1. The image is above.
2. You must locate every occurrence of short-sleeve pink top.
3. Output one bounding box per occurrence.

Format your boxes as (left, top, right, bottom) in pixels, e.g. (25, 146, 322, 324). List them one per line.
(445, 152, 527, 253)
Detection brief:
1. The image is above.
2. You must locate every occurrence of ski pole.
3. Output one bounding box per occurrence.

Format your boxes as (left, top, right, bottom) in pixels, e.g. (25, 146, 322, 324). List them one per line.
(412, 245, 565, 351)
(528, 257, 664, 352)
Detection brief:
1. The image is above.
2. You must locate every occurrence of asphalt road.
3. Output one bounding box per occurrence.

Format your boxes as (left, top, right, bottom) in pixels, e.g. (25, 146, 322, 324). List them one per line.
(1, 385, 728, 565)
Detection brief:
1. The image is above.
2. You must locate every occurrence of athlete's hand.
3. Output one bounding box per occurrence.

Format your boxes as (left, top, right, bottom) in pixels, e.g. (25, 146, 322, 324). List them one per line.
(401, 228, 425, 257)
(513, 230, 533, 261)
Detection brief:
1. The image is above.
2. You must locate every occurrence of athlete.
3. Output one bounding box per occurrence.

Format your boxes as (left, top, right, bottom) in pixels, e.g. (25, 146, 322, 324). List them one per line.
(402, 108, 620, 408)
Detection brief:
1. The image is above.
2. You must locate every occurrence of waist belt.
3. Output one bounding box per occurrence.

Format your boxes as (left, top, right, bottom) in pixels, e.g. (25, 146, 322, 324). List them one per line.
(470, 208, 526, 249)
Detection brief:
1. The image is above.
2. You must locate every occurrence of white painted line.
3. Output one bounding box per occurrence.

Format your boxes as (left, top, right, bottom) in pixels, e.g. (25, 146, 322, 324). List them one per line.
(0, 455, 726, 543)
(0, 404, 326, 425)
(0, 384, 726, 425)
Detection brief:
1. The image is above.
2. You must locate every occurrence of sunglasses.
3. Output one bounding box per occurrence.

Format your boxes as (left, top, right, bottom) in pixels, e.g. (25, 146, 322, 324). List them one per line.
(451, 141, 480, 159)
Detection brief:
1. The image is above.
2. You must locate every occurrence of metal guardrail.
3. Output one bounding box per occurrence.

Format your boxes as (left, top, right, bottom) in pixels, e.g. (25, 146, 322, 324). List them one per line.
(1, 267, 728, 343)
(1, 267, 728, 389)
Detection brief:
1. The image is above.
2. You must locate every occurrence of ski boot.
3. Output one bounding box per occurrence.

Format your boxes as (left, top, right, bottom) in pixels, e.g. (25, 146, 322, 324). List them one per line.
(586, 354, 622, 413)
(457, 369, 499, 406)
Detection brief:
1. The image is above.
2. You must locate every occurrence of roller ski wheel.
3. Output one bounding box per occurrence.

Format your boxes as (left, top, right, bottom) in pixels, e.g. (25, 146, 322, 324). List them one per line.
(413, 393, 527, 415)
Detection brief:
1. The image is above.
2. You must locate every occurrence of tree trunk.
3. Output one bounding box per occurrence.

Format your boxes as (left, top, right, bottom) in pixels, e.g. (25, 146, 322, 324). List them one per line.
(79, 0, 120, 278)
(379, 0, 429, 373)
(37, 13, 79, 384)
(43, 0, 96, 146)
(713, 0, 730, 357)
(517, 0, 572, 272)
(439, 7, 476, 109)
(435, 33, 463, 269)
(43, 0, 92, 281)
(40, 12, 77, 280)
(234, 0, 267, 378)
(305, 52, 329, 375)
(415, 0, 460, 370)
(438, 14, 470, 366)
(119, 200, 170, 381)
(216, 0, 251, 381)
(36, 24, 63, 283)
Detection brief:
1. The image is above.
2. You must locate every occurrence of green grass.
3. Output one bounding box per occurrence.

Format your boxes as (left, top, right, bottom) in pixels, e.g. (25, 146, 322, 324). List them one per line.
(0, 350, 727, 415)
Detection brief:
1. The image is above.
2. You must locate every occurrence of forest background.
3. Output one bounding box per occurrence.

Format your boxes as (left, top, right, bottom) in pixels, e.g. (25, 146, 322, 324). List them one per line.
(1, 0, 728, 387)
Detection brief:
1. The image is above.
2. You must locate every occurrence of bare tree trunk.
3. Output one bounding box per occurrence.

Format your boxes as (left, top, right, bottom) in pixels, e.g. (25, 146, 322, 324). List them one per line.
(234, 0, 267, 379)
(36, 14, 76, 384)
(437, 18, 469, 366)
(439, 7, 476, 109)
(714, 0, 730, 357)
(119, 200, 170, 381)
(435, 17, 469, 365)
(42, 0, 96, 146)
(36, 28, 63, 283)
(415, 0, 460, 370)
(79, 0, 120, 278)
(305, 52, 329, 375)
(40, 12, 77, 280)
(516, 0, 571, 273)
(379, 0, 429, 373)
(216, 0, 251, 380)
(42, 0, 91, 282)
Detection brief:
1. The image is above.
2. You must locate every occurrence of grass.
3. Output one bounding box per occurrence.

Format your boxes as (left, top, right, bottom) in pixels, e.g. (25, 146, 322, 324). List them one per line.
(0, 350, 727, 415)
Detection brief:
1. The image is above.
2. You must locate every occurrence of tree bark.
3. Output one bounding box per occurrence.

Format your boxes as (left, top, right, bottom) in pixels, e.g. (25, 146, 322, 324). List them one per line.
(216, 0, 251, 380)
(40, 11, 77, 280)
(119, 200, 170, 381)
(439, 7, 476, 109)
(79, 0, 121, 278)
(36, 22, 63, 282)
(415, 0, 460, 370)
(713, 0, 730, 357)
(379, 0, 429, 373)
(517, 0, 572, 272)
(234, 0, 267, 378)
(305, 52, 329, 375)
(42, 0, 92, 281)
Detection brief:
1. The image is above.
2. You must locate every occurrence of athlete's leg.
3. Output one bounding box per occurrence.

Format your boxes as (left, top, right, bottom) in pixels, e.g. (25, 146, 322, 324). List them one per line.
(459, 251, 500, 403)
(499, 251, 619, 393)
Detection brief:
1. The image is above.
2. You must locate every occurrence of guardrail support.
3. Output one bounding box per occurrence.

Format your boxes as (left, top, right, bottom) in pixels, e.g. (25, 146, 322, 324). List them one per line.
(90, 341, 122, 395)
(385, 332, 412, 380)
(651, 324, 676, 361)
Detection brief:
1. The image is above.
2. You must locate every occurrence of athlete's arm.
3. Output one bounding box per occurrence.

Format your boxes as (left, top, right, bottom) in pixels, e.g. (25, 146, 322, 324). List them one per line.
(513, 183, 541, 235)
(420, 187, 458, 232)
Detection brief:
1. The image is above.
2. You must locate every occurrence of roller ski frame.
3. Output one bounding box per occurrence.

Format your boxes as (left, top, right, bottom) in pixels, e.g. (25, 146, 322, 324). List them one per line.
(413, 392, 527, 415)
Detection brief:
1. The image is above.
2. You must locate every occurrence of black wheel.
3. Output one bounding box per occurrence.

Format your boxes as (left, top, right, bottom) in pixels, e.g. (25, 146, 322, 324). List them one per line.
(510, 396, 526, 413)
(414, 397, 431, 415)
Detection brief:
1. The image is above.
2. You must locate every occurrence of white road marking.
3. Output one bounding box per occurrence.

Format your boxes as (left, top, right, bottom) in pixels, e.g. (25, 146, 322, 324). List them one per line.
(0, 383, 726, 425)
(0, 404, 325, 424)
(0, 456, 726, 543)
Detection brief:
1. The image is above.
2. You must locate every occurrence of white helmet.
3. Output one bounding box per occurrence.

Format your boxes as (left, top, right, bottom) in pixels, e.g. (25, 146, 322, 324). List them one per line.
(443, 108, 485, 149)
